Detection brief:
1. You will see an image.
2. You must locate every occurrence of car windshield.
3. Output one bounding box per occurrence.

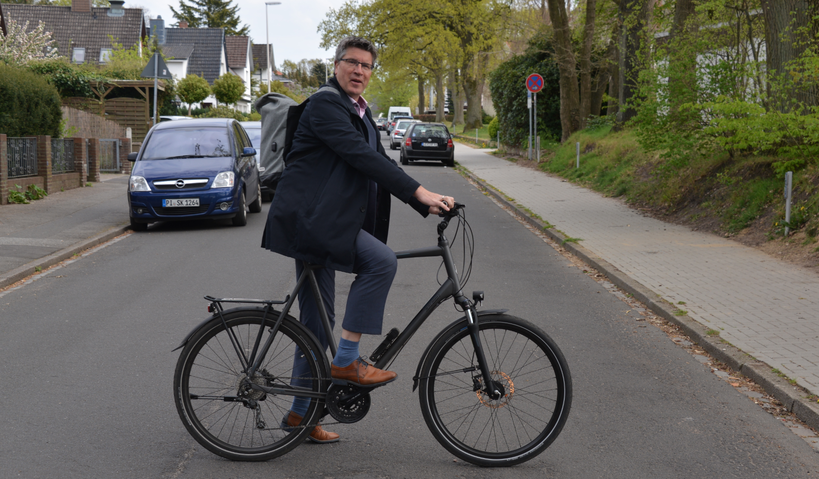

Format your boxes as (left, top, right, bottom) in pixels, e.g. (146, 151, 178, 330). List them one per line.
(142, 127, 231, 160)
(410, 125, 449, 138)
(244, 128, 261, 148)
(396, 121, 414, 130)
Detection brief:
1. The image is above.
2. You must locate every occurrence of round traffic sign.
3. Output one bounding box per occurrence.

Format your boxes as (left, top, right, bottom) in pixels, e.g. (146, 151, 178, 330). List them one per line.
(526, 73, 544, 93)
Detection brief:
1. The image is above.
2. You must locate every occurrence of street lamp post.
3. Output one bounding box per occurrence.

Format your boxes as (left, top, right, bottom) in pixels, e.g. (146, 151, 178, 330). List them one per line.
(265, 2, 281, 94)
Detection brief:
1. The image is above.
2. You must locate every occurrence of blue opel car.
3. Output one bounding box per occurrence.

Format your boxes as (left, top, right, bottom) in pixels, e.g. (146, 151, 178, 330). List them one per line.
(127, 118, 262, 231)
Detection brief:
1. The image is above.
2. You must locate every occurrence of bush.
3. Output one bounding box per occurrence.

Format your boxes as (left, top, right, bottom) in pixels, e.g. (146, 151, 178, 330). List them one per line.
(27, 59, 99, 98)
(487, 116, 499, 139)
(195, 104, 247, 121)
(488, 30, 561, 148)
(0, 63, 62, 136)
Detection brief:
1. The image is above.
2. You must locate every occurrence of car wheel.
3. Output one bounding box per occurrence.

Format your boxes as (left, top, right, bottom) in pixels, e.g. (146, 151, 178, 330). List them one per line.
(232, 189, 248, 226)
(249, 181, 263, 213)
(130, 218, 148, 232)
(444, 155, 455, 168)
(400, 151, 408, 165)
(390, 142, 396, 150)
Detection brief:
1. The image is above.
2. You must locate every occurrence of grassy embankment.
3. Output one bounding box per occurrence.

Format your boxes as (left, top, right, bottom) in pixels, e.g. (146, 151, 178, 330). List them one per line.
(493, 126, 819, 255)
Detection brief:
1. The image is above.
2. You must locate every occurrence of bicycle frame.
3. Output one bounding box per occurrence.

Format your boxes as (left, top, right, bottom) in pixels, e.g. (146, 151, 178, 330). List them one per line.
(203, 211, 501, 402)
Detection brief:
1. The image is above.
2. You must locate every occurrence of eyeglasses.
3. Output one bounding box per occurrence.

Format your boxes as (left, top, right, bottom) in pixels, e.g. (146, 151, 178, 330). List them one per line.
(338, 58, 376, 72)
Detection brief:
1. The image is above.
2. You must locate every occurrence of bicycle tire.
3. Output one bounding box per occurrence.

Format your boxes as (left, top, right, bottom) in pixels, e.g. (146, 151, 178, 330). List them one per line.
(418, 314, 572, 466)
(173, 308, 329, 461)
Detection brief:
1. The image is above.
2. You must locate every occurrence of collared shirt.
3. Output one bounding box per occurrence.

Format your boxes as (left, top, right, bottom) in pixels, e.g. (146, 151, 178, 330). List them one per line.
(349, 95, 368, 119)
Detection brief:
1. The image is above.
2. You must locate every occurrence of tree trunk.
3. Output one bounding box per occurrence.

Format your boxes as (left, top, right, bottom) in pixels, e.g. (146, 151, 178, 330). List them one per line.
(590, 59, 610, 117)
(760, 0, 817, 110)
(607, 32, 620, 118)
(436, 72, 446, 122)
(417, 75, 426, 116)
(579, 0, 597, 127)
(666, 0, 698, 115)
(616, 0, 648, 125)
(547, 0, 581, 141)
(449, 68, 465, 128)
(462, 52, 487, 130)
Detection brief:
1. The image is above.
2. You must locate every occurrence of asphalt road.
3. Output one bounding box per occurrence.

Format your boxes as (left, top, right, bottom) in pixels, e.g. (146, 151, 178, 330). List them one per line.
(1, 139, 818, 478)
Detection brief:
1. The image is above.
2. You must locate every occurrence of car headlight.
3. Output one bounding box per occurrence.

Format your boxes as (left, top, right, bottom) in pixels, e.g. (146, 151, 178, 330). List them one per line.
(129, 176, 150, 192)
(212, 171, 235, 189)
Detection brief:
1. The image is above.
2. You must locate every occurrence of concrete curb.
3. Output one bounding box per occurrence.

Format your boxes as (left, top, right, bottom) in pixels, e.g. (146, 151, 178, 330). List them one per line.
(0, 225, 131, 291)
(460, 166, 819, 431)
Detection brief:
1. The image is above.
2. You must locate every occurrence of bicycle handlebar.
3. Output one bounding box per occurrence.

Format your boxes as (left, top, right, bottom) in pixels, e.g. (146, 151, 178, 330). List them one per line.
(438, 202, 465, 219)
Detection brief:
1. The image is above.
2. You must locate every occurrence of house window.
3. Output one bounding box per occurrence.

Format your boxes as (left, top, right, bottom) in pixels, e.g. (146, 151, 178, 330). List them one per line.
(99, 48, 113, 64)
(72, 48, 85, 64)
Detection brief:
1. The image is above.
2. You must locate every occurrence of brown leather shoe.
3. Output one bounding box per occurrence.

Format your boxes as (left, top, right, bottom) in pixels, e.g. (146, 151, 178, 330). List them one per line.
(283, 411, 339, 444)
(331, 358, 397, 386)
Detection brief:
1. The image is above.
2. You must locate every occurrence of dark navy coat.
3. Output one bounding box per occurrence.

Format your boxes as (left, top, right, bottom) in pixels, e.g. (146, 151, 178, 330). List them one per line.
(261, 77, 429, 272)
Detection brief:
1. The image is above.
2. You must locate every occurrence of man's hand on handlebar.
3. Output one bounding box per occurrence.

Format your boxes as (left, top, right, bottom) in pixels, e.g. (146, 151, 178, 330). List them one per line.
(413, 186, 455, 215)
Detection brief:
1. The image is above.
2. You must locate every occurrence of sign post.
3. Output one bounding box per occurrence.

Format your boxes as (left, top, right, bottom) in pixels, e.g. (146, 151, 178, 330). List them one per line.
(141, 53, 172, 126)
(526, 73, 544, 161)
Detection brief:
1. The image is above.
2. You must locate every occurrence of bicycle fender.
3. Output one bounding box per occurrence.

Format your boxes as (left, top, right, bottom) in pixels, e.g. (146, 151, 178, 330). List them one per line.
(172, 306, 273, 351)
(412, 309, 508, 391)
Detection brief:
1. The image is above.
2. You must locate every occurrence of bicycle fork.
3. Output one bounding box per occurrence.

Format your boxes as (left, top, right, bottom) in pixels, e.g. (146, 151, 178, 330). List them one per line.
(458, 295, 503, 400)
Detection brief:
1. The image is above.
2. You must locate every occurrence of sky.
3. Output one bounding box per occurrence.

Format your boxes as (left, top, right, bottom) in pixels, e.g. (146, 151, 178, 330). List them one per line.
(129, 0, 349, 66)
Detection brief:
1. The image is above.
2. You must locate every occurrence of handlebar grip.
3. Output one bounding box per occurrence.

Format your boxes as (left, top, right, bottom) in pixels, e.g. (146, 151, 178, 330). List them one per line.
(438, 202, 464, 218)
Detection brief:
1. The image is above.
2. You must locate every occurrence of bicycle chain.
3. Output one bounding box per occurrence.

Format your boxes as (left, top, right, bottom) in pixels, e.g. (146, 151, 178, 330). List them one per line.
(242, 374, 354, 430)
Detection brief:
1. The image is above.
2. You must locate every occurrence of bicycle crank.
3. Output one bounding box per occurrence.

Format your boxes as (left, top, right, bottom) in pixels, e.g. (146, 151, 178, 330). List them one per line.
(326, 384, 371, 423)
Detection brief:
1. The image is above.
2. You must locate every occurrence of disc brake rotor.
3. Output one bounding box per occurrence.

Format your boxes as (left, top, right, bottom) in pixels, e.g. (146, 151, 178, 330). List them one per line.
(476, 371, 514, 408)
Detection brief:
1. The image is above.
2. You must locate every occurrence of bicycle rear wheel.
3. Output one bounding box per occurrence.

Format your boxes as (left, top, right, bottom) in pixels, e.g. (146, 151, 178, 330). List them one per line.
(418, 314, 572, 466)
(173, 309, 328, 461)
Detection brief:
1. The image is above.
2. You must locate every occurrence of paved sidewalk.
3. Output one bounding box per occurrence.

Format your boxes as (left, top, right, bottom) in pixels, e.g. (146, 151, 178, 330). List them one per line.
(0, 174, 131, 289)
(453, 142, 819, 424)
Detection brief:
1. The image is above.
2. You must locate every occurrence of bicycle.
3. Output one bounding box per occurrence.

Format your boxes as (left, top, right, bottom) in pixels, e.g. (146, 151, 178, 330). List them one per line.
(173, 203, 572, 467)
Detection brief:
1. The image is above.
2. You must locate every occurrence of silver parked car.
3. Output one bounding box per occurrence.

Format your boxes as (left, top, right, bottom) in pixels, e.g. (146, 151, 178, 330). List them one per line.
(389, 119, 419, 150)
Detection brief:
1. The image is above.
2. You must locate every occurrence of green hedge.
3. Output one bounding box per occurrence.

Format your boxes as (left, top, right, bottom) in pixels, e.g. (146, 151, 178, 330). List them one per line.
(488, 31, 561, 147)
(0, 63, 62, 137)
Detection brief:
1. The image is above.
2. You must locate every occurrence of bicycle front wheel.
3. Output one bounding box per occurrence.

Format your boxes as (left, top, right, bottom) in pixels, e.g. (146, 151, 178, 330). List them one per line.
(418, 314, 572, 466)
(173, 309, 328, 461)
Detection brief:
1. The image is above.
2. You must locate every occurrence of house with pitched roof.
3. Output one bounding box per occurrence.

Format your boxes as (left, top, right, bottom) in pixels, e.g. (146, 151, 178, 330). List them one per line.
(156, 21, 228, 110)
(251, 43, 293, 90)
(225, 35, 253, 113)
(1, 0, 146, 66)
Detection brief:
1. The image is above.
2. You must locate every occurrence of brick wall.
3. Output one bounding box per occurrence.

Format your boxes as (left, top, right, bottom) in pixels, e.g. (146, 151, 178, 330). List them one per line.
(0, 134, 7, 205)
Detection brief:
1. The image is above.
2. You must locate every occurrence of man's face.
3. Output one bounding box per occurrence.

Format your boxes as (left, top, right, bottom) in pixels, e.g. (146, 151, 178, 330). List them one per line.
(334, 47, 373, 101)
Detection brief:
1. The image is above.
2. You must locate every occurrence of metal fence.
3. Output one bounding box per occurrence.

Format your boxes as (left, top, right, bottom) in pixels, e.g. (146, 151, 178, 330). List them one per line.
(51, 138, 75, 173)
(7, 137, 38, 178)
(99, 139, 120, 172)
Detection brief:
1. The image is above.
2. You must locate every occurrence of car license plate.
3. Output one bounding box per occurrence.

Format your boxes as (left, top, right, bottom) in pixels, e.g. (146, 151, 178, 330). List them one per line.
(421, 142, 438, 147)
(163, 198, 199, 207)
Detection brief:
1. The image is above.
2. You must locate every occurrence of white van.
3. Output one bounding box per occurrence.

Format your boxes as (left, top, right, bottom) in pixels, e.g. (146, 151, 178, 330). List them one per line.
(387, 106, 412, 122)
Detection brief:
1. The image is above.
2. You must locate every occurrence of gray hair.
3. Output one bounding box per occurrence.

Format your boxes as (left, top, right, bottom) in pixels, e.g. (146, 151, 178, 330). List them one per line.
(334, 36, 378, 64)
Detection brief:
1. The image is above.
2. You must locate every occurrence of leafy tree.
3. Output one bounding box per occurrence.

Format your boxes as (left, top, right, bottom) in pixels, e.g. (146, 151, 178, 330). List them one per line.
(176, 74, 210, 113)
(0, 19, 59, 66)
(212, 72, 244, 106)
(170, 0, 249, 35)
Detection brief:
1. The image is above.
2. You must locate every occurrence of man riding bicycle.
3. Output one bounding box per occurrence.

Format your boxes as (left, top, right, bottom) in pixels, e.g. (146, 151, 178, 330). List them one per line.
(261, 36, 454, 443)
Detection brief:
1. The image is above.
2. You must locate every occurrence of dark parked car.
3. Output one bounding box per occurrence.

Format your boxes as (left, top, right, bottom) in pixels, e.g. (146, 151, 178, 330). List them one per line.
(399, 122, 455, 167)
(239, 121, 274, 201)
(127, 118, 263, 231)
